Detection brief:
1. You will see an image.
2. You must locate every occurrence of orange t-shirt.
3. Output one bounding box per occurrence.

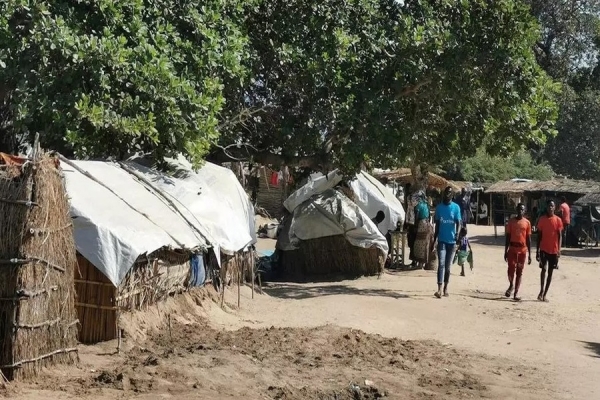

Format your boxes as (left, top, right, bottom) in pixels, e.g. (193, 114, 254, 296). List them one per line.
(506, 217, 531, 250)
(537, 215, 564, 254)
(559, 203, 571, 225)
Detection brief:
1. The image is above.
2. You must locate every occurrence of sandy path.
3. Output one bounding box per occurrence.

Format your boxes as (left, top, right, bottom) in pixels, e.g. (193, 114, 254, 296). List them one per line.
(4, 225, 598, 399)
(210, 225, 600, 399)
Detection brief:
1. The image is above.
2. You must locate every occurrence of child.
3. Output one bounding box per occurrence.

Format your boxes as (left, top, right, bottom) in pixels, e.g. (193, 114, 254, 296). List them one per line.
(455, 227, 472, 276)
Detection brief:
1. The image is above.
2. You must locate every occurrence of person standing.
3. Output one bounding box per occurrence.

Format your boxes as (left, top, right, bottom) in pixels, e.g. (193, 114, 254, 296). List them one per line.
(558, 197, 571, 248)
(536, 200, 563, 302)
(404, 184, 418, 267)
(456, 188, 471, 226)
(412, 191, 432, 269)
(431, 186, 462, 298)
(504, 203, 532, 301)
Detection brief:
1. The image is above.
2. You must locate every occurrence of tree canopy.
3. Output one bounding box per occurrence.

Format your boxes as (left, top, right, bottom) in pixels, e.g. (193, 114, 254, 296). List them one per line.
(1, 0, 560, 174)
(0, 0, 252, 165)
(525, 0, 600, 180)
(444, 149, 554, 183)
(217, 0, 559, 173)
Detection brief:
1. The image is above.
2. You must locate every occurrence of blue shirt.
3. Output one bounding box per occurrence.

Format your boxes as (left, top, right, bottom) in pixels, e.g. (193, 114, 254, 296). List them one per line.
(435, 202, 462, 244)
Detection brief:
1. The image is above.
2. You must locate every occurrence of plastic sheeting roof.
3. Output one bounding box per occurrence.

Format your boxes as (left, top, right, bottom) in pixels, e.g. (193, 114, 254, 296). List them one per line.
(284, 189, 389, 255)
(63, 158, 255, 286)
(284, 170, 405, 234)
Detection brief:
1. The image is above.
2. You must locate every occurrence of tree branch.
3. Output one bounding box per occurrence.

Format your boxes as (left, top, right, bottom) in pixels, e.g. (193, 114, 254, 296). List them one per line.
(208, 146, 331, 171)
(395, 79, 432, 99)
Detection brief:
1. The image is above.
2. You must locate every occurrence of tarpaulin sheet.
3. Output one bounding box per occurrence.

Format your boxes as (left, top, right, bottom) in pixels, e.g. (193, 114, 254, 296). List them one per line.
(64, 157, 255, 286)
(124, 155, 256, 254)
(284, 169, 404, 234)
(349, 171, 406, 235)
(63, 160, 207, 286)
(283, 189, 388, 256)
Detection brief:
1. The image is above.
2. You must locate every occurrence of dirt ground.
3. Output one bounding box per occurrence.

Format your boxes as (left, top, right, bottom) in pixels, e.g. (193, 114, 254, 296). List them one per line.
(3, 225, 599, 399)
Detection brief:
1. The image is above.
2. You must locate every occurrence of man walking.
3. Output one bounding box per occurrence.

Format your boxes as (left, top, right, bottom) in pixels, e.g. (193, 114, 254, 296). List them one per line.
(504, 203, 532, 301)
(432, 186, 462, 298)
(536, 200, 563, 302)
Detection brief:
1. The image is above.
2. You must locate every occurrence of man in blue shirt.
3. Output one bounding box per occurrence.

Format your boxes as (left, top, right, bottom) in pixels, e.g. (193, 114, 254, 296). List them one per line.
(432, 186, 462, 298)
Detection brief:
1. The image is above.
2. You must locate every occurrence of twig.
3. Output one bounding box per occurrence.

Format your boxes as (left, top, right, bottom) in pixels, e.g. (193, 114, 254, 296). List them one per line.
(0, 198, 39, 207)
(0, 257, 65, 272)
(28, 223, 72, 236)
(0, 348, 78, 369)
(0, 286, 58, 301)
(16, 317, 61, 330)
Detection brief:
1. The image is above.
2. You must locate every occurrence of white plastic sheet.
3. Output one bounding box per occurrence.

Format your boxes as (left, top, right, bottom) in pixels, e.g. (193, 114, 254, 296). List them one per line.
(63, 161, 207, 286)
(63, 157, 256, 286)
(349, 171, 406, 234)
(284, 189, 388, 256)
(283, 170, 342, 212)
(123, 156, 256, 254)
(284, 169, 405, 235)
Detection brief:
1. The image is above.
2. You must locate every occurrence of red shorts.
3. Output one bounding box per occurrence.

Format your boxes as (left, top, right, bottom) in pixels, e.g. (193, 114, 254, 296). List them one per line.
(507, 248, 527, 269)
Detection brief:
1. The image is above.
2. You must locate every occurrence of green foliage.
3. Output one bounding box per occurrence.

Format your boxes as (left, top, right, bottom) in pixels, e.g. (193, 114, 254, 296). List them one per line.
(445, 149, 554, 183)
(545, 88, 600, 180)
(227, 0, 559, 173)
(526, 1, 600, 180)
(0, 0, 252, 165)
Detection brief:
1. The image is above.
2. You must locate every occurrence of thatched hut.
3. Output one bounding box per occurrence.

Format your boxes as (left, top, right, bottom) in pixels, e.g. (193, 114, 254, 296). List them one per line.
(575, 192, 600, 206)
(62, 156, 256, 343)
(0, 151, 78, 380)
(486, 178, 600, 221)
(374, 168, 459, 191)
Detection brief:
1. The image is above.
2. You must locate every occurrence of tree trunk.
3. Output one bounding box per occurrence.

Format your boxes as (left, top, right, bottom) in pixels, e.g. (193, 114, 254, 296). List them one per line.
(410, 162, 430, 192)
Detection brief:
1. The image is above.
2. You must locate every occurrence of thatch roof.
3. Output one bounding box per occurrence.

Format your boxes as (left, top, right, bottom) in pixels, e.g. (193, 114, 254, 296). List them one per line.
(575, 192, 600, 206)
(486, 179, 600, 195)
(374, 168, 459, 191)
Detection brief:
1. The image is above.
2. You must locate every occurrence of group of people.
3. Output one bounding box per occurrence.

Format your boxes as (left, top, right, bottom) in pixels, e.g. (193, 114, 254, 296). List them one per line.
(408, 185, 566, 301)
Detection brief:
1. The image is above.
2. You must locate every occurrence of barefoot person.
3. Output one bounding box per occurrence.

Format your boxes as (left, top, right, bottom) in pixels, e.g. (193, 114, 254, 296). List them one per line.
(536, 200, 563, 302)
(432, 186, 462, 298)
(504, 203, 532, 301)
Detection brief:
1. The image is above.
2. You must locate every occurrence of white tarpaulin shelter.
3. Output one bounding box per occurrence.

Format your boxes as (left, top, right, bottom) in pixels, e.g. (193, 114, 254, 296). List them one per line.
(349, 171, 405, 235)
(284, 169, 405, 234)
(62, 158, 255, 286)
(283, 189, 388, 255)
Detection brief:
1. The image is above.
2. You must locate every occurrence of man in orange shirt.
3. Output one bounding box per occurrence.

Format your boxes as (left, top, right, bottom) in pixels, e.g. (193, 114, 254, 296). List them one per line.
(504, 203, 532, 301)
(536, 200, 564, 302)
(558, 197, 571, 248)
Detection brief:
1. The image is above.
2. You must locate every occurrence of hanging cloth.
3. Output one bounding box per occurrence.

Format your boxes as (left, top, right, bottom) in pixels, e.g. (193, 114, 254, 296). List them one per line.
(270, 171, 279, 186)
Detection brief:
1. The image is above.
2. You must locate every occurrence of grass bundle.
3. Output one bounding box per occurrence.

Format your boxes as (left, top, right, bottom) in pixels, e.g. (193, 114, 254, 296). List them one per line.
(0, 152, 78, 380)
(279, 235, 385, 282)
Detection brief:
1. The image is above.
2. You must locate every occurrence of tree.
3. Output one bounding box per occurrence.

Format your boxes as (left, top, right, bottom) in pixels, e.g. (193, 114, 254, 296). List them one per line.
(444, 149, 554, 183)
(0, 0, 252, 165)
(213, 0, 559, 177)
(526, 0, 600, 81)
(544, 88, 600, 180)
(525, 1, 600, 179)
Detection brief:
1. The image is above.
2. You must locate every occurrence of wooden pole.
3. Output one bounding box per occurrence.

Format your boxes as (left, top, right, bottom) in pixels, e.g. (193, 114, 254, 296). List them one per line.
(489, 193, 492, 226)
(237, 256, 241, 308)
(251, 253, 255, 299)
(476, 191, 480, 225)
(116, 313, 121, 354)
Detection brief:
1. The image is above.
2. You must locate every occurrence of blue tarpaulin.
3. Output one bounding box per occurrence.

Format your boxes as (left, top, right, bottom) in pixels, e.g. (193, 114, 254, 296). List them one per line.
(189, 254, 206, 286)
